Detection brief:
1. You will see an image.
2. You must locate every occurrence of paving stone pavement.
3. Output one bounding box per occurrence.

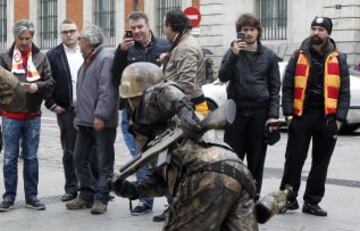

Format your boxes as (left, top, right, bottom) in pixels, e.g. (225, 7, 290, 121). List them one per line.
(0, 108, 359, 230)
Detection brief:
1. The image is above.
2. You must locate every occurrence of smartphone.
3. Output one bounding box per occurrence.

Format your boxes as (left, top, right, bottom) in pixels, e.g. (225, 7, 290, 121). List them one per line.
(125, 30, 133, 38)
(237, 32, 246, 41)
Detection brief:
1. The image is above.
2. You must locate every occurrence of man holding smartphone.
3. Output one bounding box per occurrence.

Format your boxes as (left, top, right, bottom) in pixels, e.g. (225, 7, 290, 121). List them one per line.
(111, 12, 170, 219)
(218, 13, 281, 200)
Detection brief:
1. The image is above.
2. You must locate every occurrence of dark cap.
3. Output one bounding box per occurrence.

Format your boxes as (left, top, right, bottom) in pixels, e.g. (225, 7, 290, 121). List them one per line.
(311, 16, 333, 35)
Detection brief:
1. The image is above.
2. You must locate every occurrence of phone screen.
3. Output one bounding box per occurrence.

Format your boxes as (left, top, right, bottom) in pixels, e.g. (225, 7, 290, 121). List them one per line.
(125, 30, 133, 38)
(237, 32, 245, 41)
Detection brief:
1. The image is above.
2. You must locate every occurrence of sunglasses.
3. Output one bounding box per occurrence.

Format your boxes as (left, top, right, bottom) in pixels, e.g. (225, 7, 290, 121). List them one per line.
(61, 29, 77, 35)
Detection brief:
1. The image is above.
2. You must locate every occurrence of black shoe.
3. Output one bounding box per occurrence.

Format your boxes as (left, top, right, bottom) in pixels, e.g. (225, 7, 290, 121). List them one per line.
(131, 203, 152, 216)
(26, 198, 46, 210)
(0, 201, 14, 212)
(153, 207, 169, 222)
(61, 193, 77, 202)
(278, 199, 299, 214)
(302, 202, 327, 216)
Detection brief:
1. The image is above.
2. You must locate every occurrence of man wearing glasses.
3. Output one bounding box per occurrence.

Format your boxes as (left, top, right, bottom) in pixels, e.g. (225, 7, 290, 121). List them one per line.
(45, 19, 83, 202)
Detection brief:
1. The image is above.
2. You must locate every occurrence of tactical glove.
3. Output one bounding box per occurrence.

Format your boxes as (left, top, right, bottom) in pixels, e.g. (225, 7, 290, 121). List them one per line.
(110, 175, 139, 200)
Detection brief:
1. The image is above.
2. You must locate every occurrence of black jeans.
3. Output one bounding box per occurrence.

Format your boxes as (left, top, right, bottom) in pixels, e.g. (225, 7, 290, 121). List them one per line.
(280, 110, 337, 204)
(224, 110, 268, 196)
(56, 109, 78, 194)
(74, 126, 116, 204)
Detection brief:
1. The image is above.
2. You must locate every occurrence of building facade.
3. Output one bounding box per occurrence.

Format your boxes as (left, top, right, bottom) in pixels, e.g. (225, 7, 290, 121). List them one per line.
(0, 0, 359, 67)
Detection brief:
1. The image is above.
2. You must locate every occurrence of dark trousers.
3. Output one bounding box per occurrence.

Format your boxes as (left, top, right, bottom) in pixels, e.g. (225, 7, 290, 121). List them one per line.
(56, 109, 78, 194)
(74, 126, 116, 204)
(224, 110, 267, 196)
(280, 110, 337, 204)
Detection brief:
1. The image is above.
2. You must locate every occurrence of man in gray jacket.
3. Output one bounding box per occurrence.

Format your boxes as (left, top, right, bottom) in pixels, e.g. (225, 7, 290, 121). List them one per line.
(65, 24, 118, 215)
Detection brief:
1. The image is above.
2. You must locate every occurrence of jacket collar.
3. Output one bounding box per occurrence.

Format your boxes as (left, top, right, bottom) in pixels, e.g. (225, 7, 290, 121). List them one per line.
(9, 42, 40, 57)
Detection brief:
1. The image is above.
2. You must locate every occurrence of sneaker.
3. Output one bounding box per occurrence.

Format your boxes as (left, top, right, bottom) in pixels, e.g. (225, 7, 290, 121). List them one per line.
(66, 197, 93, 209)
(61, 192, 77, 202)
(302, 201, 327, 216)
(90, 201, 107, 215)
(153, 207, 169, 222)
(278, 199, 299, 214)
(0, 201, 14, 212)
(26, 198, 46, 210)
(131, 202, 152, 216)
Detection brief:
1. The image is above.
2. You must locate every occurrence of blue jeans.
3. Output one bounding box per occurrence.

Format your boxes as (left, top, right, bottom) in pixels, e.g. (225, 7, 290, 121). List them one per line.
(121, 109, 153, 209)
(2, 117, 41, 203)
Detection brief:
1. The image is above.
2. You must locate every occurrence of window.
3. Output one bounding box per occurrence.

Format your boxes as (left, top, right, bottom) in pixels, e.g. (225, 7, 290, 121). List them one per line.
(156, 0, 182, 38)
(93, 0, 115, 46)
(0, 0, 6, 50)
(258, 0, 287, 40)
(38, 0, 58, 49)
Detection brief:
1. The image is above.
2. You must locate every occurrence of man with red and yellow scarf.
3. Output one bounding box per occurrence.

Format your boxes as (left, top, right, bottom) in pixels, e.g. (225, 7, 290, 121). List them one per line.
(280, 17, 350, 217)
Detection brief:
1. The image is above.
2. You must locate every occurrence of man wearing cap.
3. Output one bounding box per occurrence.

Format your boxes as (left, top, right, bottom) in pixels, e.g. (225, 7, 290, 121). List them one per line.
(279, 17, 350, 216)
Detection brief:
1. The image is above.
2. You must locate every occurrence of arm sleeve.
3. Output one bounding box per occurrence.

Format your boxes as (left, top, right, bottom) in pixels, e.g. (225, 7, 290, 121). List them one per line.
(94, 56, 118, 121)
(36, 56, 55, 95)
(267, 53, 281, 118)
(218, 48, 238, 83)
(172, 48, 199, 97)
(282, 52, 298, 116)
(44, 51, 56, 109)
(111, 44, 129, 85)
(336, 53, 350, 122)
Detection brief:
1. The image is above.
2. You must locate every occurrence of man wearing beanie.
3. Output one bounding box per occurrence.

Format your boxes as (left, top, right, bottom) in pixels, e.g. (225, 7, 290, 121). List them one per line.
(279, 16, 350, 216)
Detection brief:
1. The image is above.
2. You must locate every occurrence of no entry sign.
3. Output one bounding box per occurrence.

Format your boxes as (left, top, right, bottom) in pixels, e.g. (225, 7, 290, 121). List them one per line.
(184, 7, 201, 27)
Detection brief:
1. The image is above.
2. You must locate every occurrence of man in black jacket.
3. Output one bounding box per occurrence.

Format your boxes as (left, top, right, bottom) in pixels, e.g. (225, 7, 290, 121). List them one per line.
(279, 17, 350, 216)
(218, 13, 280, 199)
(111, 12, 170, 218)
(45, 19, 83, 202)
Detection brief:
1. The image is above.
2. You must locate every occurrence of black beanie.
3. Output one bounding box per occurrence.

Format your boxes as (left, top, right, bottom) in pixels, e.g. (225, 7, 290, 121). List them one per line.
(311, 16, 333, 35)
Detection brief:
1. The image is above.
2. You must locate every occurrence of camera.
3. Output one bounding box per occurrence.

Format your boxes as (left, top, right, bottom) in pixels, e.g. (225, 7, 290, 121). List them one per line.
(125, 30, 133, 38)
(264, 122, 280, 146)
(237, 32, 246, 41)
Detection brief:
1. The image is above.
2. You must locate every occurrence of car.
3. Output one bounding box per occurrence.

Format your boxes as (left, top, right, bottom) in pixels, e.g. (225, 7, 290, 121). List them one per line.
(202, 62, 360, 133)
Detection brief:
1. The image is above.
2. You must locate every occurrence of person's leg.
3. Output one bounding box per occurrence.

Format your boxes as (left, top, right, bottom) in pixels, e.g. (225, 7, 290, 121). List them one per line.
(224, 113, 248, 160)
(56, 109, 78, 198)
(21, 116, 45, 210)
(73, 126, 96, 202)
(1, 118, 22, 203)
(120, 109, 153, 211)
(304, 118, 337, 205)
(279, 115, 312, 199)
(93, 127, 116, 204)
(244, 110, 267, 196)
(164, 172, 258, 231)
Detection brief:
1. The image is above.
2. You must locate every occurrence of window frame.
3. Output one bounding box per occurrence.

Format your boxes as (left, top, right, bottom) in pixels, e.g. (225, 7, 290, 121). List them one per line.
(37, 0, 58, 49)
(258, 0, 287, 40)
(93, 0, 116, 46)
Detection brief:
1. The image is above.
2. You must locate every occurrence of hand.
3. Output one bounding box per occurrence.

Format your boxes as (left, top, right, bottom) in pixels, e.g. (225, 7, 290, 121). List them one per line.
(265, 118, 279, 133)
(285, 116, 293, 126)
(93, 117, 104, 131)
(231, 39, 247, 55)
(157, 52, 169, 64)
(21, 83, 38, 94)
(120, 36, 135, 51)
(73, 118, 79, 131)
(336, 120, 342, 130)
(53, 105, 66, 114)
(110, 175, 138, 199)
